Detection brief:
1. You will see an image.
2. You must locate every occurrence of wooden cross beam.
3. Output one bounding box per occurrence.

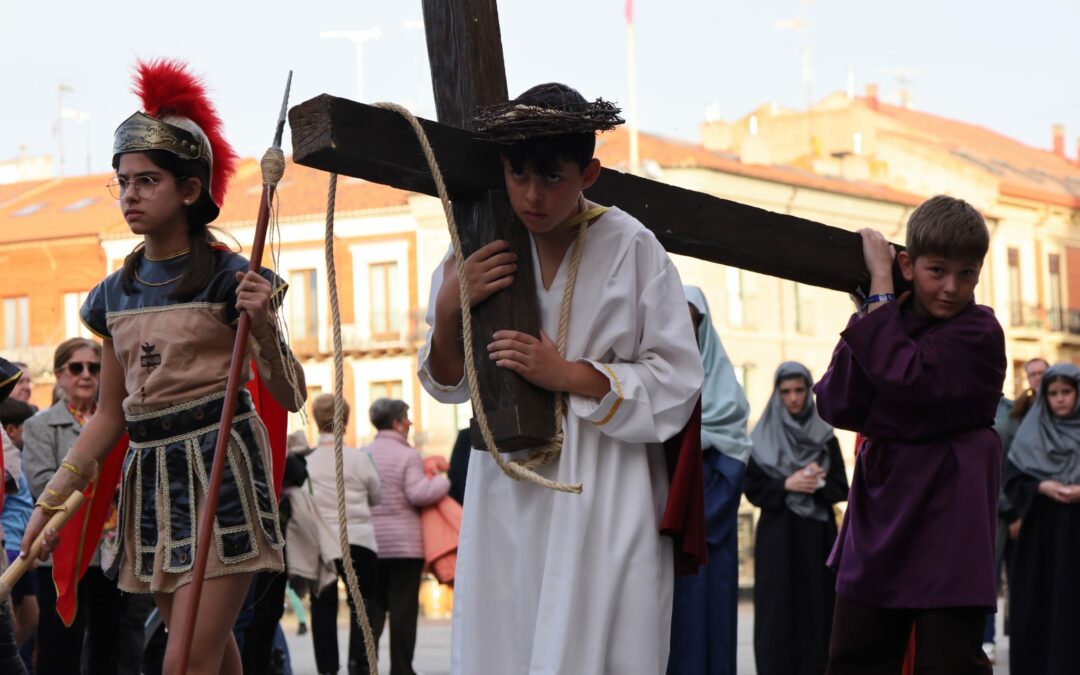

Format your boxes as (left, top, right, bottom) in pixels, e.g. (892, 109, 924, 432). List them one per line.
(289, 0, 905, 452)
(291, 95, 905, 293)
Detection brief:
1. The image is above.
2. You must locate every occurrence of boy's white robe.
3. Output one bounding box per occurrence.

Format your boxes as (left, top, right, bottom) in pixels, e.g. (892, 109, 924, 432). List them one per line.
(419, 207, 704, 675)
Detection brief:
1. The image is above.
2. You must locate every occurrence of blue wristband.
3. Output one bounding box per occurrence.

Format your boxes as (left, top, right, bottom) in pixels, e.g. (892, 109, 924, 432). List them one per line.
(864, 293, 896, 306)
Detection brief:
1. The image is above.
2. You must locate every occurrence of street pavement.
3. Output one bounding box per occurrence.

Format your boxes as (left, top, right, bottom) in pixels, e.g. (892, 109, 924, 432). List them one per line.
(282, 600, 1010, 674)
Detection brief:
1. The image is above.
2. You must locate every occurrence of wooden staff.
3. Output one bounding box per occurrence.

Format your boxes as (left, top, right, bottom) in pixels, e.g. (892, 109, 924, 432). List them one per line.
(0, 491, 85, 602)
(174, 71, 292, 674)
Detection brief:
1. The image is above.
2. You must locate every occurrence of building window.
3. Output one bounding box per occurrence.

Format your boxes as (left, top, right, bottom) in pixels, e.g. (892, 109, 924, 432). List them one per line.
(294, 384, 323, 446)
(63, 291, 91, 339)
(369, 262, 400, 339)
(454, 402, 473, 431)
(734, 364, 752, 401)
(726, 267, 745, 327)
(1049, 254, 1063, 332)
(370, 380, 404, 403)
(3, 297, 29, 348)
(793, 282, 812, 334)
(288, 269, 319, 339)
(1007, 248, 1022, 327)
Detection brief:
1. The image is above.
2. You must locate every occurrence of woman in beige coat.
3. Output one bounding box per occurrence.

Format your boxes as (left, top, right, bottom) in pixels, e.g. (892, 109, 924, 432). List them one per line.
(306, 394, 382, 675)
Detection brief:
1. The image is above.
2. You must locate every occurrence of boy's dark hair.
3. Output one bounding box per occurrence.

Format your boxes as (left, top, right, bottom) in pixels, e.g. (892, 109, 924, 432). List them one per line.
(0, 398, 34, 428)
(906, 195, 989, 262)
(501, 84, 597, 175)
(115, 149, 222, 302)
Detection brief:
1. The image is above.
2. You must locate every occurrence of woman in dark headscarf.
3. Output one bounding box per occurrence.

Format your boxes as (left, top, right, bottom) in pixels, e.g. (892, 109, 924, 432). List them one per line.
(1002, 362, 1080, 675)
(745, 362, 848, 675)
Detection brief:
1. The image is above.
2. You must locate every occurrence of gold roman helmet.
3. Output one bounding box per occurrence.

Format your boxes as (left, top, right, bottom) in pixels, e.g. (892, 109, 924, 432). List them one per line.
(111, 59, 238, 223)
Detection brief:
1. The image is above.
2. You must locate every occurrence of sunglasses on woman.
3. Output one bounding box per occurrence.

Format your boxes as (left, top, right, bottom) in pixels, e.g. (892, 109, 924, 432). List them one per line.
(63, 361, 101, 377)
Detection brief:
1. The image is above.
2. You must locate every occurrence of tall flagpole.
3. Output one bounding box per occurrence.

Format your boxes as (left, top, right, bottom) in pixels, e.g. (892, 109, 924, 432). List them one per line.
(625, 0, 640, 175)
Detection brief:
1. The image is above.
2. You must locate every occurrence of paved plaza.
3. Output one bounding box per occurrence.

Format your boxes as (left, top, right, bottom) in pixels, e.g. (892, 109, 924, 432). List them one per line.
(282, 600, 1011, 674)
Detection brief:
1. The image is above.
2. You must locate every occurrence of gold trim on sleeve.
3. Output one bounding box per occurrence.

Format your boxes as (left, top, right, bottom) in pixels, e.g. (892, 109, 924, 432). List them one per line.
(79, 316, 110, 340)
(0, 370, 21, 390)
(594, 363, 624, 427)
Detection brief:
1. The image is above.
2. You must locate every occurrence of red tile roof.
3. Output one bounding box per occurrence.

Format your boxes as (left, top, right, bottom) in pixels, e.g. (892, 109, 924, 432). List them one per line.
(0, 179, 50, 208)
(1, 131, 927, 248)
(596, 127, 924, 206)
(0, 158, 412, 245)
(860, 97, 1080, 208)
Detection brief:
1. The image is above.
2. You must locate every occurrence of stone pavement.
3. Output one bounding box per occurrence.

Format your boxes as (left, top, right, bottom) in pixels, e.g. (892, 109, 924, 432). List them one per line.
(282, 600, 1010, 674)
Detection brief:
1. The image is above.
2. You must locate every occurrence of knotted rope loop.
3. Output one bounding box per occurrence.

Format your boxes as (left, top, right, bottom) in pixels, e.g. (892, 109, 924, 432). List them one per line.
(260, 147, 286, 187)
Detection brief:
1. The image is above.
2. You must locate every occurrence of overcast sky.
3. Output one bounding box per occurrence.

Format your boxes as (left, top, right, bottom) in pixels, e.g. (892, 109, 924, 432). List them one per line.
(2, 0, 1078, 177)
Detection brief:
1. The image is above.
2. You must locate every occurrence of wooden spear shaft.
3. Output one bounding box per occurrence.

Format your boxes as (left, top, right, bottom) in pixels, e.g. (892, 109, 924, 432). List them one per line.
(174, 71, 292, 674)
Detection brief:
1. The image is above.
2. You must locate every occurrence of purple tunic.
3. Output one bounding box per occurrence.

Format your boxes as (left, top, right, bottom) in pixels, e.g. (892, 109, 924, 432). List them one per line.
(813, 300, 1005, 609)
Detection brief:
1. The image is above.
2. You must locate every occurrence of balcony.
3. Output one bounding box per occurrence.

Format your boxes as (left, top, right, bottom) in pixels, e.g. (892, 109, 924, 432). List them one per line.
(0, 344, 57, 379)
(1009, 304, 1066, 332)
(285, 310, 425, 358)
(1068, 310, 1080, 336)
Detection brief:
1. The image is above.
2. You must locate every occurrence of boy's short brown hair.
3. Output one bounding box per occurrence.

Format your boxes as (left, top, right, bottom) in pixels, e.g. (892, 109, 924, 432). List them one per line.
(906, 195, 989, 262)
(312, 393, 350, 433)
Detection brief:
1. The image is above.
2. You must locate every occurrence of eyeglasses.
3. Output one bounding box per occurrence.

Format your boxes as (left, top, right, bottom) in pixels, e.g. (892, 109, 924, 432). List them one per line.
(105, 175, 185, 200)
(62, 361, 101, 377)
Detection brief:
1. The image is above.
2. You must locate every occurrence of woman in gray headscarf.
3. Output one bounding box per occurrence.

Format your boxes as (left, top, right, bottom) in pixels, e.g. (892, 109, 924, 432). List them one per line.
(1002, 362, 1080, 675)
(745, 362, 848, 675)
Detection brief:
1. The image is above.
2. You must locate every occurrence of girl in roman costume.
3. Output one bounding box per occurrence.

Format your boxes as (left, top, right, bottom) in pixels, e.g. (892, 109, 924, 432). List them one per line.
(745, 362, 848, 675)
(20, 59, 305, 675)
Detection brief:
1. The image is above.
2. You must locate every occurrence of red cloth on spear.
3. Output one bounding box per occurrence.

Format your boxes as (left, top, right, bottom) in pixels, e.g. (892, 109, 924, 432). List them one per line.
(53, 434, 126, 627)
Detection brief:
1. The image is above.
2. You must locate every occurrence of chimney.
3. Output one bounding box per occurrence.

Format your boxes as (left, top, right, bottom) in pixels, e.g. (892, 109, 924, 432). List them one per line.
(866, 84, 879, 111)
(1052, 124, 1065, 157)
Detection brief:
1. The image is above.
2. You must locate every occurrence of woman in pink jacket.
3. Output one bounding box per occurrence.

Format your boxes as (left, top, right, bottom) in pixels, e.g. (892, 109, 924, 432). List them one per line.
(366, 398, 449, 675)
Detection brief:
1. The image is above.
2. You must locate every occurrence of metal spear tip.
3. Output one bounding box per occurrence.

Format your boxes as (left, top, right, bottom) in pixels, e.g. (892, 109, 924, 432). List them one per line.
(273, 70, 294, 149)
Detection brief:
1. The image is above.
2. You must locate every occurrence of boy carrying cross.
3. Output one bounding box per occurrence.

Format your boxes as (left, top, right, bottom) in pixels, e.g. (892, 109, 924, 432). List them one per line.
(418, 84, 704, 674)
(814, 195, 1006, 673)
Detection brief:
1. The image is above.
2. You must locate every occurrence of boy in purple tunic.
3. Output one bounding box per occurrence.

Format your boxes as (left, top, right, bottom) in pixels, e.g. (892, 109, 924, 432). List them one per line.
(814, 195, 1005, 674)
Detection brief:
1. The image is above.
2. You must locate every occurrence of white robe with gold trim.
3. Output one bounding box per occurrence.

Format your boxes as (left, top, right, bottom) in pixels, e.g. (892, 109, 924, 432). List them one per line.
(419, 207, 703, 675)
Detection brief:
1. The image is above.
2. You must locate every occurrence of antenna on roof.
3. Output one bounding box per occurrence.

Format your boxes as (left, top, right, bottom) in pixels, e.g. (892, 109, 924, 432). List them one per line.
(889, 68, 918, 110)
(320, 28, 383, 102)
(776, 0, 815, 155)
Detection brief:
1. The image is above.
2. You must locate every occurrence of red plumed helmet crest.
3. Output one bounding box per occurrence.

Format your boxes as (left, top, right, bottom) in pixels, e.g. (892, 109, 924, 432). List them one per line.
(131, 58, 237, 209)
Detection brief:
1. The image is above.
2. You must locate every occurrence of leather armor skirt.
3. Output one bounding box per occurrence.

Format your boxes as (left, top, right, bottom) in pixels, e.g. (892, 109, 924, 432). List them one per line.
(111, 390, 284, 593)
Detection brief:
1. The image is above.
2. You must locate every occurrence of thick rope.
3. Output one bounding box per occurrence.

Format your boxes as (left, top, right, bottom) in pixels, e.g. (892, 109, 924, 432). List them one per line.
(373, 102, 584, 494)
(325, 172, 381, 673)
(261, 147, 286, 186)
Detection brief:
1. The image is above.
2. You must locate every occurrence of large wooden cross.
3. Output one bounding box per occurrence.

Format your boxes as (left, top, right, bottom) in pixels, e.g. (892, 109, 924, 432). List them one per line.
(289, 0, 903, 451)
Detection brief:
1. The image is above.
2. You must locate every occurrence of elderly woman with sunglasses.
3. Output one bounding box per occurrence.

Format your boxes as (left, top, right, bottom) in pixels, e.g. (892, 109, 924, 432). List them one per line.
(21, 337, 136, 673)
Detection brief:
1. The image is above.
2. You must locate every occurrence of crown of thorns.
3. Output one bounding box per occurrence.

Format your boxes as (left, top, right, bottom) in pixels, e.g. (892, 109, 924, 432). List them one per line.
(473, 95, 624, 143)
